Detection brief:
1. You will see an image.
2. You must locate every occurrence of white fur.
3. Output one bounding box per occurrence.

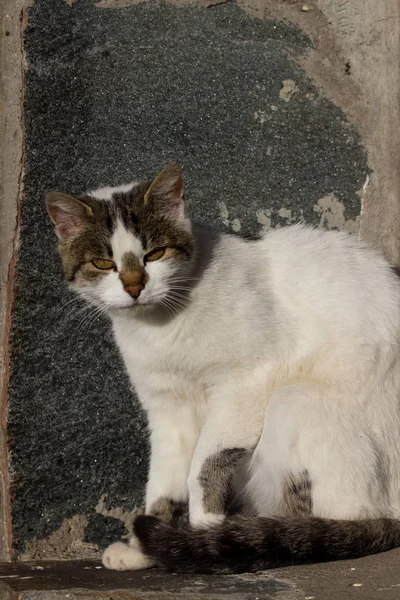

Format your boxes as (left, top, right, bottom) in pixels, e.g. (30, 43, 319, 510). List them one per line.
(96, 271, 133, 308)
(102, 535, 154, 570)
(110, 219, 144, 269)
(89, 223, 400, 569)
(90, 182, 137, 200)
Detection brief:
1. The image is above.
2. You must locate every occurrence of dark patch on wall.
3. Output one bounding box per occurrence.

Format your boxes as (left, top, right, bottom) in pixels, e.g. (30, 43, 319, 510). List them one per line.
(8, 0, 368, 555)
(84, 515, 127, 549)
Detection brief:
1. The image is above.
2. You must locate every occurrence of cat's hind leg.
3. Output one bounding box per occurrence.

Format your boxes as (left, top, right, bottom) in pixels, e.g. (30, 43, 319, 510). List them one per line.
(248, 382, 390, 520)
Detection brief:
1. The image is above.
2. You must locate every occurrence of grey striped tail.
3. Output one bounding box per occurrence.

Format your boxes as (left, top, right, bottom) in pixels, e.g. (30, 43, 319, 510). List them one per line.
(134, 514, 400, 573)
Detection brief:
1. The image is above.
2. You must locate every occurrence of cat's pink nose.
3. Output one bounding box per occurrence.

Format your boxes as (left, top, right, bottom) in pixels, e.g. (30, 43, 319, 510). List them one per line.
(125, 284, 144, 299)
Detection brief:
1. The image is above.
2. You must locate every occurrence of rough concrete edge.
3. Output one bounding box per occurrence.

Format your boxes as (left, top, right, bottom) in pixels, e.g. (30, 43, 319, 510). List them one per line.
(317, 0, 400, 267)
(0, 585, 301, 600)
(0, 0, 30, 562)
(16, 592, 247, 600)
(306, 0, 400, 266)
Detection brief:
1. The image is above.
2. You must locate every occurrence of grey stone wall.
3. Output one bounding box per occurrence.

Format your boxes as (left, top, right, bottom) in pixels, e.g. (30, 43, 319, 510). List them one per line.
(1, 0, 398, 559)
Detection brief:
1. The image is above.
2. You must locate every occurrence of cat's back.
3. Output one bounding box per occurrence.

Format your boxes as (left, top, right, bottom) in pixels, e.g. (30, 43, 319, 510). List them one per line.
(258, 224, 400, 343)
(261, 224, 395, 293)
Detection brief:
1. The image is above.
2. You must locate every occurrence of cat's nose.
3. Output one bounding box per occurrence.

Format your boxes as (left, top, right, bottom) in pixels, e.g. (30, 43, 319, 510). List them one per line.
(125, 284, 144, 299)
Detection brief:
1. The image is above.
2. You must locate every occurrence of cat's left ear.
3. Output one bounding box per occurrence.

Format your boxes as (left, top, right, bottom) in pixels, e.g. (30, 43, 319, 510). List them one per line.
(143, 164, 184, 221)
(45, 192, 93, 241)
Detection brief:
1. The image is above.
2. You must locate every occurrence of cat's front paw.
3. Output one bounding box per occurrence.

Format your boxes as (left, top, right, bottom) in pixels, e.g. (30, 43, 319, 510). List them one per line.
(102, 537, 154, 571)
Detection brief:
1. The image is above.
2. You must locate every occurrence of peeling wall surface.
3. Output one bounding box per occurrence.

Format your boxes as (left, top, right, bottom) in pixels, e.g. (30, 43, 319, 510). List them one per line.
(7, 0, 371, 558)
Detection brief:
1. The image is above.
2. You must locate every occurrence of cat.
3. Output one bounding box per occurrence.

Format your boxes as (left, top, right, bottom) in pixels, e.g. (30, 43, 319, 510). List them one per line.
(45, 164, 400, 573)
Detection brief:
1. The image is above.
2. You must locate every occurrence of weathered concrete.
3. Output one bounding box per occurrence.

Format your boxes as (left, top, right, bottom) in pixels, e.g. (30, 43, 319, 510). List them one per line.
(318, 0, 400, 266)
(258, 0, 400, 266)
(2, 551, 400, 599)
(0, 0, 31, 562)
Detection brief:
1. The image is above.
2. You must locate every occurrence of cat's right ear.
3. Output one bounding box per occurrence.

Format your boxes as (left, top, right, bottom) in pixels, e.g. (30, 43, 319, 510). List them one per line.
(143, 164, 184, 221)
(45, 192, 93, 241)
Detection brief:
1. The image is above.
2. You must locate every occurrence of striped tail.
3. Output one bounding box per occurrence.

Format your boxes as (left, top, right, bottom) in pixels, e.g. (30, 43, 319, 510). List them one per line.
(134, 514, 400, 573)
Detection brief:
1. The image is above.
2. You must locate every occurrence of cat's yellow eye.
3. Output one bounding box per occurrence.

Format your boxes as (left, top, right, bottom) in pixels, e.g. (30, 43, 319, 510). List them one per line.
(145, 247, 166, 263)
(91, 258, 116, 270)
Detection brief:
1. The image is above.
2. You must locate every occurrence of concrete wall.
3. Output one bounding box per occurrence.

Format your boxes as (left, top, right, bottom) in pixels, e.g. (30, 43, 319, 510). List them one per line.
(0, 0, 399, 560)
(0, 0, 30, 562)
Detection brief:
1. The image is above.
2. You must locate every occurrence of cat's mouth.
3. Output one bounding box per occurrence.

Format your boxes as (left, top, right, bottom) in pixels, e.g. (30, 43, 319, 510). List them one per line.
(123, 296, 186, 315)
(114, 299, 158, 312)
(96, 292, 187, 315)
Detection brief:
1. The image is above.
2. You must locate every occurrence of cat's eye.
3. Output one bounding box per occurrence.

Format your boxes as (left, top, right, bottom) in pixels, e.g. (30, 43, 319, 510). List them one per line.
(91, 258, 116, 270)
(145, 248, 166, 263)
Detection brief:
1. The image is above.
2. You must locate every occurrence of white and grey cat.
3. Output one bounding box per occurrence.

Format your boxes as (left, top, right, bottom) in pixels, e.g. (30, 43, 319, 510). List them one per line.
(45, 164, 400, 573)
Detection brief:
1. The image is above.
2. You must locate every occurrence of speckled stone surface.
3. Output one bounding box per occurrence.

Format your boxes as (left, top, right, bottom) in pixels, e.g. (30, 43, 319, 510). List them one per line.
(3, 552, 400, 600)
(0, 560, 295, 599)
(8, 0, 368, 556)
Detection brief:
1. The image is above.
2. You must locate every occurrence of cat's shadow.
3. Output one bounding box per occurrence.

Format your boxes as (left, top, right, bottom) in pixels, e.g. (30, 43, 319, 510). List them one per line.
(135, 225, 222, 326)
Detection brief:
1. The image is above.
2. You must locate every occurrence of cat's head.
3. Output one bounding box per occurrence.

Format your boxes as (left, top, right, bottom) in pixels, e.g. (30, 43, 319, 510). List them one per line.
(45, 164, 195, 313)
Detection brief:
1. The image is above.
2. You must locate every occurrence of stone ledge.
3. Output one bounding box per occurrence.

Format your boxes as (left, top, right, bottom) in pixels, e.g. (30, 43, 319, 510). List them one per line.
(0, 559, 294, 599)
(1, 551, 400, 600)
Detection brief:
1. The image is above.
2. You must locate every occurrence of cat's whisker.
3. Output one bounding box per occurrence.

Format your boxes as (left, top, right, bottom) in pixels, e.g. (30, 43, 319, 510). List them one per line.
(165, 292, 188, 305)
(167, 295, 190, 306)
(162, 303, 176, 318)
(161, 292, 187, 314)
(82, 303, 110, 331)
(60, 303, 93, 328)
(166, 291, 190, 306)
(76, 303, 107, 331)
(168, 277, 201, 282)
(169, 286, 193, 292)
(167, 278, 200, 286)
(163, 296, 188, 314)
(85, 306, 110, 332)
(80, 308, 103, 331)
(167, 300, 189, 313)
(168, 275, 201, 280)
(55, 299, 90, 324)
(167, 288, 190, 298)
(158, 297, 176, 318)
(55, 295, 86, 314)
(167, 303, 183, 318)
